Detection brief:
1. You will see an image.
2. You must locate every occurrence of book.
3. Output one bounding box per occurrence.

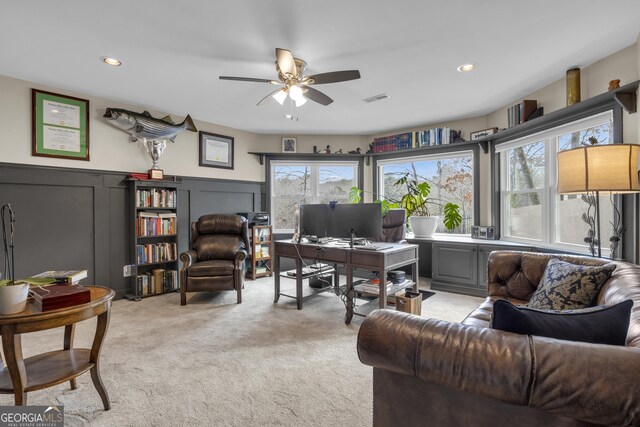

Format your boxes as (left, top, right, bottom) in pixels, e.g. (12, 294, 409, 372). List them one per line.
(29, 270, 88, 284)
(30, 284, 91, 311)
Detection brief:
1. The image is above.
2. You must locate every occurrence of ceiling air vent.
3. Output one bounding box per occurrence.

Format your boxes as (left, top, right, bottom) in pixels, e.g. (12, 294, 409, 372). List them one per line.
(363, 93, 389, 103)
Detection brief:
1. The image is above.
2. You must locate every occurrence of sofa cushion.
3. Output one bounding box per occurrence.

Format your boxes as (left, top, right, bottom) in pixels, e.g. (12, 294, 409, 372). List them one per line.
(188, 259, 234, 277)
(528, 259, 615, 310)
(491, 299, 632, 345)
(461, 296, 528, 328)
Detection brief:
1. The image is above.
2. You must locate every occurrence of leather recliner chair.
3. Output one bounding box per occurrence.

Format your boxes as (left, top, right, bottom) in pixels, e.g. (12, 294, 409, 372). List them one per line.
(180, 214, 250, 305)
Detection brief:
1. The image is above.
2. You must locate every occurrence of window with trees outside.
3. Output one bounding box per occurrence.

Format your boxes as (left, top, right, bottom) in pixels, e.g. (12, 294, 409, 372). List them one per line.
(377, 151, 474, 234)
(270, 161, 359, 233)
(497, 111, 615, 255)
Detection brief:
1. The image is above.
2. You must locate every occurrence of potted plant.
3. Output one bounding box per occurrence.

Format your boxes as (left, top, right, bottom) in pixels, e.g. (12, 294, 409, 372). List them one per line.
(349, 172, 462, 237)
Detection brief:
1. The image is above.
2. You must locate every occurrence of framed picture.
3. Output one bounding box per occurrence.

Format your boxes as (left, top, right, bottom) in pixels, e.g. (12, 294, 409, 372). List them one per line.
(469, 127, 498, 141)
(32, 89, 90, 161)
(199, 131, 234, 169)
(471, 225, 496, 240)
(282, 137, 297, 153)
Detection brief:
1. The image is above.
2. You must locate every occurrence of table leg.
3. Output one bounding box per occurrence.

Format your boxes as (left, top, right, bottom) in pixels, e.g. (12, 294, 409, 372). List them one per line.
(333, 263, 339, 287)
(296, 258, 303, 310)
(90, 310, 111, 411)
(273, 253, 280, 303)
(64, 324, 77, 390)
(412, 258, 419, 292)
(379, 268, 388, 309)
(345, 266, 354, 324)
(1, 326, 27, 405)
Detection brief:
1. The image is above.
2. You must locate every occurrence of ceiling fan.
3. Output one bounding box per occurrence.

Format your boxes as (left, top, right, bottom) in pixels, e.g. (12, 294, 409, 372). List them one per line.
(219, 48, 361, 107)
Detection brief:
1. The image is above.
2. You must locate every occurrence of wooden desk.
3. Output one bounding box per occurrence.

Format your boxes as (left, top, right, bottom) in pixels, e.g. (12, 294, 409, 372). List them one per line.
(273, 240, 419, 324)
(0, 286, 114, 408)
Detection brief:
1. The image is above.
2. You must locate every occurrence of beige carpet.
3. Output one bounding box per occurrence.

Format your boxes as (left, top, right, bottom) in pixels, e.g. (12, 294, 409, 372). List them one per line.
(0, 277, 481, 427)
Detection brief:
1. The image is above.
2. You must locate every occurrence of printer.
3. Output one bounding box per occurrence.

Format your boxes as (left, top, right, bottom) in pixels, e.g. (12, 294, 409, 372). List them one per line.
(237, 212, 270, 226)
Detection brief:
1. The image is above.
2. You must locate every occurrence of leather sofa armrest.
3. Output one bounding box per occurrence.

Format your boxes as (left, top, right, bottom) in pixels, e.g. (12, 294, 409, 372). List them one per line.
(357, 310, 640, 426)
(180, 250, 198, 269)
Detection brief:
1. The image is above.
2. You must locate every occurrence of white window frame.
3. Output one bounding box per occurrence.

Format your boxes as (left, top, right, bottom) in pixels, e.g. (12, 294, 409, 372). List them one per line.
(377, 150, 475, 235)
(496, 111, 613, 255)
(270, 160, 359, 233)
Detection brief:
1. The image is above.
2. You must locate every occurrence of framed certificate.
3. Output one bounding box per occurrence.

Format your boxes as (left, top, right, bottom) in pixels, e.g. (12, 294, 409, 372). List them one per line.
(199, 131, 234, 169)
(32, 89, 90, 161)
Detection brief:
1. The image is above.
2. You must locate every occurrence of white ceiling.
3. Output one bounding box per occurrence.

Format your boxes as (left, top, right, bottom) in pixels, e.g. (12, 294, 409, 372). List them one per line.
(1, 1, 639, 136)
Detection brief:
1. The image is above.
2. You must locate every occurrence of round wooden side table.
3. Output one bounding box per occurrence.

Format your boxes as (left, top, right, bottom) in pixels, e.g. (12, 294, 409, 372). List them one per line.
(0, 285, 114, 409)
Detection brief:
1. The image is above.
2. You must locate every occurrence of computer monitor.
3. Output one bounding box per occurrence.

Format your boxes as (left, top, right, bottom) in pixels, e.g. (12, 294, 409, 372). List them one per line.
(326, 203, 383, 243)
(299, 204, 330, 238)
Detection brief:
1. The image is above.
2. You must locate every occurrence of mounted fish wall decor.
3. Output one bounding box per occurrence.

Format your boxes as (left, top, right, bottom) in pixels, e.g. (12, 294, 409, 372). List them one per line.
(103, 108, 197, 179)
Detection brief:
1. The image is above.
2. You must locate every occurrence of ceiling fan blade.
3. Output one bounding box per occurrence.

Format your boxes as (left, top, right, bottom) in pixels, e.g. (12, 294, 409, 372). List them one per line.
(219, 76, 277, 84)
(304, 86, 333, 106)
(276, 48, 296, 77)
(306, 70, 361, 85)
(256, 88, 285, 106)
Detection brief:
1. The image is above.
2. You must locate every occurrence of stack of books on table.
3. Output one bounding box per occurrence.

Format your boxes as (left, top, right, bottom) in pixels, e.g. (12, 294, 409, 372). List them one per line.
(28, 270, 88, 284)
(355, 279, 393, 295)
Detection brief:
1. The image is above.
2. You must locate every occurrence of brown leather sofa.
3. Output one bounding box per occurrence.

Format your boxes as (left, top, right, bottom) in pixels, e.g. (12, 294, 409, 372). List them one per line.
(357, 251, 640, 426)
(180, 214, 250, 305)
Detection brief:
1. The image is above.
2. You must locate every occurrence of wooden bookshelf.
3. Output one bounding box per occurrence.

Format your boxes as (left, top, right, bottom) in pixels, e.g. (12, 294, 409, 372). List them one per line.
(126, 179, 180, 300)
(247, 225, 272, 280)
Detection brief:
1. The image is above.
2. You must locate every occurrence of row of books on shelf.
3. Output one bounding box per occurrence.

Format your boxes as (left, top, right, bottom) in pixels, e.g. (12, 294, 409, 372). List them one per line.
(136, 269, 178, 295)
(254, 244, 270, 258)
(372, 127, 461, 152)
(253, 227, 271, 242)
(248, 266, 270, 275)
(507, 99, 540, 128)
(136, 242, 177, 265)
(136, 212, 177, 237)
(136, 188, 177, 208)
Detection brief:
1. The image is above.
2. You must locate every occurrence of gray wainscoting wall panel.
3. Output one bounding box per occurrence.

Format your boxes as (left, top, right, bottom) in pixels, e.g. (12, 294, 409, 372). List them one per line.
(0, 163, 264, 299)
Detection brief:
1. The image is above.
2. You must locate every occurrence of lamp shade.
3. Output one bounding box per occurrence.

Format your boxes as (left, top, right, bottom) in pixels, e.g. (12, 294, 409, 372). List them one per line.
(557, 144, 640, 194)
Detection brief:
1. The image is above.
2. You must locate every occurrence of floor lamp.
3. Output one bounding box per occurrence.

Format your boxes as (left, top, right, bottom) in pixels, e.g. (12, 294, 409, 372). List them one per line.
(557, 143, 640, 258)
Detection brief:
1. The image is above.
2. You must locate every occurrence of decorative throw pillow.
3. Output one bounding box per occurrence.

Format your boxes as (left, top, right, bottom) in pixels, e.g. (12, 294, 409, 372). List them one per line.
(491, 299, 633, 346)
(527, 259, 616, 310)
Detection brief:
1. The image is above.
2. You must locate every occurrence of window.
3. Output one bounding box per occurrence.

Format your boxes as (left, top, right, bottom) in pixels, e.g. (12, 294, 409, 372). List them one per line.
(377, 151, 474, 234)
(497, 111, 615, 254)
(270, 161, 358, 233)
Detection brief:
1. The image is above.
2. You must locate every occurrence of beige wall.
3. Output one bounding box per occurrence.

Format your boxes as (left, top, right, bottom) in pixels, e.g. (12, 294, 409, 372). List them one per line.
(1, 36, 638, 217)
(371, 39, 640, 225)
(0, 74, 370, 182)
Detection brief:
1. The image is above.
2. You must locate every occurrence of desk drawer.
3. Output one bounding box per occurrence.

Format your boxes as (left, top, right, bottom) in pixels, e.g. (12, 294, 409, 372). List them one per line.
(275, 243, 348, 263)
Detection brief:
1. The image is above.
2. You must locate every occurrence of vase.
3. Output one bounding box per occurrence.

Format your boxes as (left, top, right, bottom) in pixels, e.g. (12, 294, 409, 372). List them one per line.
(409, 216, 439, 238)
(566, 68, 581, 106)
(0, 283, 29, 315)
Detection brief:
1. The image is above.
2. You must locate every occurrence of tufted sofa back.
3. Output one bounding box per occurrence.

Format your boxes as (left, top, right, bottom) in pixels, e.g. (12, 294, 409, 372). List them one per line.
(487, 251, 640, 347)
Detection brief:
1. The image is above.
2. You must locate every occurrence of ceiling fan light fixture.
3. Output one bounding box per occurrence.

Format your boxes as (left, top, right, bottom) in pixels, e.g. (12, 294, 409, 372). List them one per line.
(294, 96, 307, 107)
(272, 89, 287, 105)
(288, 85, 304, 100)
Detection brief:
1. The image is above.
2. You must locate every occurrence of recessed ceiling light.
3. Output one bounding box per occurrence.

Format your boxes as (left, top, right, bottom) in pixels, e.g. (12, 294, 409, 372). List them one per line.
(101, 57, 122, 67)
(457, 63, 476, 72)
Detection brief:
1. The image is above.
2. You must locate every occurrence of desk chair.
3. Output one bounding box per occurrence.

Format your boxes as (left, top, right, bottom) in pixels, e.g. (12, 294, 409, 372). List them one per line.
(379, 209, 406, 243)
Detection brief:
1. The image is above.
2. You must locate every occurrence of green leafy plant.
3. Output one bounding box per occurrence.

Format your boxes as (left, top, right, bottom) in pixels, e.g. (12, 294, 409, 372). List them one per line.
(349, 172, 462, 230)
